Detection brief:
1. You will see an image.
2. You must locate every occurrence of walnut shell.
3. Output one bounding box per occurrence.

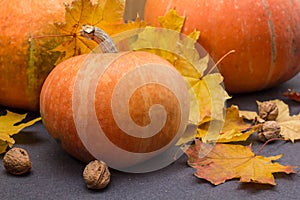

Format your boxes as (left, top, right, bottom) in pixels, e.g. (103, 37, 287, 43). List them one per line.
(83, 160, 110, 190)
(258, 101, 279, 121)
(257, 121, 281, 142)
(3, 147, 32, 175)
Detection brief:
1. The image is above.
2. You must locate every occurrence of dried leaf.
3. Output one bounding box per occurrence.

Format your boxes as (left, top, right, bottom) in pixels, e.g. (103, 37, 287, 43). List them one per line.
(130, 9, 231, 146)
(158, 9, 185, 32)
(185, 140, 296, 185)
(0, 111, 41, 154)
(239, 99, 300, 142)
(184, 67, 229, 124)
(283, 89, 300, 102)
(263, 100, 300, 142)
(130, 9, 229, 126)
(129, 10, 229, 145)
(197, 105, 255, 143)
(239, 110, 265, 123)
(52, 0, 146, 63)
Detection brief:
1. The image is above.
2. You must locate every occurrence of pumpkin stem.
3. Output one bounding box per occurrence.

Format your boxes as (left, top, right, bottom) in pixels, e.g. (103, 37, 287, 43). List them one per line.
(80, 25, 118, 53)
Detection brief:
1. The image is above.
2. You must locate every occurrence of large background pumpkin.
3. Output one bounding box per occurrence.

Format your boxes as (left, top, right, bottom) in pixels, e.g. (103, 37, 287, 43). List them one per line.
(0, 0, 74, 111)
(0, 0, 148, 111)
(144, 0, 300, 93)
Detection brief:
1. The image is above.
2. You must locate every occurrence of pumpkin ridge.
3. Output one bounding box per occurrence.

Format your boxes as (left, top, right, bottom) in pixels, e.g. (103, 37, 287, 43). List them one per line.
(262, 0, 277, 86)
(144, 0, 300, 93)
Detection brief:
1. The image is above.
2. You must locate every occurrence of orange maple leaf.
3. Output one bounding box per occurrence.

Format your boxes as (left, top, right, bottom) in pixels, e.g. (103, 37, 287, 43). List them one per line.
(52, 0, 145, 63)
(185, 140, 296, 185)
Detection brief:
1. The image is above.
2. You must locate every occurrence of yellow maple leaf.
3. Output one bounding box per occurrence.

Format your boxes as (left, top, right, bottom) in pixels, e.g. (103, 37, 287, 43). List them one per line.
(130, 9, 229, 125)
(158, 9, 185, 32)
(197, 105, 255, 143)
(0, 111, 41, 154)
(52, 0, 146, 63)
(239, 109, 265, 123)
(185, 140, 296, 185)
(128, 9, 230, 145)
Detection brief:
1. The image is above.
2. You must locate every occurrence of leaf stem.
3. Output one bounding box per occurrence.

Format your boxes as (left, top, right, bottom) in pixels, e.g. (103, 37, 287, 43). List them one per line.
(203, 50, 236, 77)
(255, 137, 285, 155)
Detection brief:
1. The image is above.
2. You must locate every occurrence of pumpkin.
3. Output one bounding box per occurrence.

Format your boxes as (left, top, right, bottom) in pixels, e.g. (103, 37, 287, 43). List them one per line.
(40, 50, 190, 170)
(144, 0, 300, 93)
(0, 0, 72, 111)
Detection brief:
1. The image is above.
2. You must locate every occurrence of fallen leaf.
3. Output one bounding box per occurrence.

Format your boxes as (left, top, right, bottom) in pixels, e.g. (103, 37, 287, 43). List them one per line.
(0, 111, 41, 154)
(52, 0, 145, 63)
(264, 100, 300, 142)
(239, 100, 300, 142)
(239, 110, 264, 123)
(197, 105, 255, 143)
(283, 89, 300, 102)
(185, 140, 296, 185)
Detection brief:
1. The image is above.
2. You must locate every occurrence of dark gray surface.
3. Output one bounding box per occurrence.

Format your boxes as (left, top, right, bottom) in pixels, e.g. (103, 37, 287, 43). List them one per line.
(0, 73, 299, 200)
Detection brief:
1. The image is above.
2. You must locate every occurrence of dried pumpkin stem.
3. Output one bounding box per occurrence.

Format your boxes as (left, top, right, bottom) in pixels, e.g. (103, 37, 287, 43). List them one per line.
(80, 24, 118, 53)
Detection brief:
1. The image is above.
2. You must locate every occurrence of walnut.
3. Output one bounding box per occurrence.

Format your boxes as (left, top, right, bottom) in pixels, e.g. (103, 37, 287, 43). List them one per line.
(3, 147, 32, 175)
(258, 101, 279, 121)
(257, 121, 281, 142)
(83, 160, 110, 190)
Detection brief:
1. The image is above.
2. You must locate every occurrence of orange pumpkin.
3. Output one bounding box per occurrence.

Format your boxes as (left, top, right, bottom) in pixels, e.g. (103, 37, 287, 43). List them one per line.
(0, 0, 72, 111)
(144, 0, 300, 93)
(40, 51, 190, 169)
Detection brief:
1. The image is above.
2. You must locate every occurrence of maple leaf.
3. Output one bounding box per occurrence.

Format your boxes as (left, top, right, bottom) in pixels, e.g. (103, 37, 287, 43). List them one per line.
(239, 109, 265, 123)
(52, 0, 146, 63)
(156, 10, 230, 124)
(158, 9, 185, 32)
(185, 140, 296, 185)
(0, 111, 41, 154)
(197, 105, 255, 143)
(266, 100, 300, 142)
(130, 9, 229, 127)
(240, 100, 300, 142)
(128, 9, 231, 146)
